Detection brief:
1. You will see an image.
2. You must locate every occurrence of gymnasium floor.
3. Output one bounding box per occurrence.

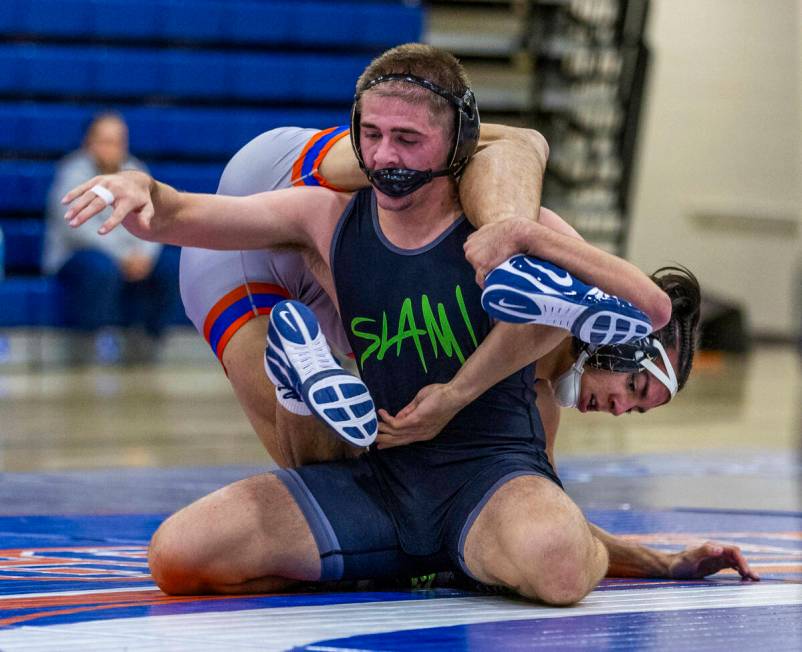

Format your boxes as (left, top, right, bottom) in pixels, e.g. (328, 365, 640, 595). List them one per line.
(0, 339, 800, 650)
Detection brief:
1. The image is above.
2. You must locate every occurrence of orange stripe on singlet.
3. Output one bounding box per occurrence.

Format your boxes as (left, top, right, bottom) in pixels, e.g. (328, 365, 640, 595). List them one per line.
(203, 282, 290, 361)
(290, 126, 351, 190)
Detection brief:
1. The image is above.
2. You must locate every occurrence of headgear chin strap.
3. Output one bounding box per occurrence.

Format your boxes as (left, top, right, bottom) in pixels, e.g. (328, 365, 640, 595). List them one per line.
(553, 338, 678, 409)
(362, 167, 450, 198)
(351, 73, 481, 198)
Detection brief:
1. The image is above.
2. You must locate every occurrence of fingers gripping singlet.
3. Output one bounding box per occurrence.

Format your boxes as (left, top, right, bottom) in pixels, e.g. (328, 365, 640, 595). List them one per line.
(179, 126, 351, 360)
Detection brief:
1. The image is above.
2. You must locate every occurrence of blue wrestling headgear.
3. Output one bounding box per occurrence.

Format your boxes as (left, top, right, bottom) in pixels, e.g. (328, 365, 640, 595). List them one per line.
(350, 73, 481, 197)
(554, 337, 679, 409)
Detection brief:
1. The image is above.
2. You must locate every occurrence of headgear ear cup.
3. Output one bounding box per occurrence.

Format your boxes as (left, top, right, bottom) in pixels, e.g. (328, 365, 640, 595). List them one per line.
(350, 101, 365, 171)
(449, 88, 480, 175)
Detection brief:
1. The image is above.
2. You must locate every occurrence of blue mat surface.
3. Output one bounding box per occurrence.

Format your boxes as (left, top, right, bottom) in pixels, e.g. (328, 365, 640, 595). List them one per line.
(0, 506, 799, 650)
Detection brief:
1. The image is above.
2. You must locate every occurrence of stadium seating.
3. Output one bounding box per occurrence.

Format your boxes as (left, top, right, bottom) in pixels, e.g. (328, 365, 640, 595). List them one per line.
(0, 278, 61, 326)
(0, 103, 350, 158)
(0, 0, 423, 330)
(0, 0, 421, 49)
(1, 45, 372, 101)
(0, 219, 45, 274)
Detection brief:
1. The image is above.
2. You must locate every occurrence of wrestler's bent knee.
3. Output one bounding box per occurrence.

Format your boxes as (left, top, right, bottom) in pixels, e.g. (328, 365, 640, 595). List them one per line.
(515, 524, 605, 605)
(148, 518, 210, 595)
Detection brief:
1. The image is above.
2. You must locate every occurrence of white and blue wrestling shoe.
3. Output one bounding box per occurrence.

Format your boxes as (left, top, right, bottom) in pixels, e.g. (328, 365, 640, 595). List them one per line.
(265, 300, 377, 447)
(481, 255, 653, 346)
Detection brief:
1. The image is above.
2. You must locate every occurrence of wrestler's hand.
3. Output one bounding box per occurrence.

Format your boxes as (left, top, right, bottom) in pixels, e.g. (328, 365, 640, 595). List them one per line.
(376, 383, 462, 449)
(667, 541, 759, 581)
(62, 170, 155, 239)
(464, 218, 536, 287)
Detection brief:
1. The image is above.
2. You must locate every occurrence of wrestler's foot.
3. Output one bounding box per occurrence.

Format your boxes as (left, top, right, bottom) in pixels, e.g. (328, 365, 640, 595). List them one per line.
(266, 300, 377, 447)
(481, 255, 652, 346)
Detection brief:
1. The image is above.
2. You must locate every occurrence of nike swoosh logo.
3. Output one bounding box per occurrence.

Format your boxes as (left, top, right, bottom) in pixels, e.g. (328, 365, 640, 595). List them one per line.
(278, 309, 298, 332)
(495, 297, 528, 311)
(526, 261, 574, 287)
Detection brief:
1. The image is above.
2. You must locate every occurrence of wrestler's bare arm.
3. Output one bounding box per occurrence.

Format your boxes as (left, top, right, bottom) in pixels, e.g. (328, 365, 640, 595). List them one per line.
(588, 523, 759, 580)
(526, 380, 758, 581)
(319, 123, 548, 226)
(62, 171, 349, 259)
(464, 213, 672, 330)
(381, 207, 665, 444)
(317, 134, 366, 190)
(378, 207, 580, 445)
(377, 321, 566, 447)
(459, 123, 548, 226)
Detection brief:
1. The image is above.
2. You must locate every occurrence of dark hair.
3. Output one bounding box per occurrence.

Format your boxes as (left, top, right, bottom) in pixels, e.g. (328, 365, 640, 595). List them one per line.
(650, 265, 701, 391)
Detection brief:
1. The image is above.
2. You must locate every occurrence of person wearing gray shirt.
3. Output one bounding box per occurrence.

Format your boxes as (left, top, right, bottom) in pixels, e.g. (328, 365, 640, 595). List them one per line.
(43, 112, 180, 363)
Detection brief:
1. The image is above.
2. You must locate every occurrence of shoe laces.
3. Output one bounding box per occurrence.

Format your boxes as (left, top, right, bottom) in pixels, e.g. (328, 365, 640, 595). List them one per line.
(289, 336, 336, 377)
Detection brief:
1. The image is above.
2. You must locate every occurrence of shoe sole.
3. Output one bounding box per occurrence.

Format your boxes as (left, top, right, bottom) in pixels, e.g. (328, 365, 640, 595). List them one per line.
(482, 284, 652, 346)
(268, 301, 377, 447)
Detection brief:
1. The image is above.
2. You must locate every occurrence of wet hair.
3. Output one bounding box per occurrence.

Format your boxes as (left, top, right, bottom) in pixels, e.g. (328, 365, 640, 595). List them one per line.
(650, 265, 701, 391)
(355, 43, 471, 135)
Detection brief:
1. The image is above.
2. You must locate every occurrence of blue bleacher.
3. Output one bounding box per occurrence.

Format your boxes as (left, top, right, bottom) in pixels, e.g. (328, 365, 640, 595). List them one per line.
(0, 219, 45, 273)
(0, 161, 225, 213)
(0, 0, 423, 331)
(0, 278, 62, 327)
(2, 45, 374, 102)
(0, 162, 54, 213)
(1, 0, 422, 49)
(0, 104, 350, 158)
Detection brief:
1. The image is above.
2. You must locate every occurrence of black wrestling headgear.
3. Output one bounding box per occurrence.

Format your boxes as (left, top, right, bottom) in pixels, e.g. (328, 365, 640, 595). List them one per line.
(350, 73, 481, 197)
(586, 339, 662, 373)
(553, 337, 679, 408)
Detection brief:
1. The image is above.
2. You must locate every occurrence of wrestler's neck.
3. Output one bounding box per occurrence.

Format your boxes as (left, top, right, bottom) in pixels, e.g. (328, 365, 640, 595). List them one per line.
(374, 177, 461, 250)
(537, 338, 576, 384)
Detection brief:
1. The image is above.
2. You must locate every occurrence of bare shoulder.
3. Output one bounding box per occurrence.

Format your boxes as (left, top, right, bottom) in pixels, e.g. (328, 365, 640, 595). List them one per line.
(281, 185, 352, 211)
(289, 186, 353, 224)
(278, 187, 354, 260)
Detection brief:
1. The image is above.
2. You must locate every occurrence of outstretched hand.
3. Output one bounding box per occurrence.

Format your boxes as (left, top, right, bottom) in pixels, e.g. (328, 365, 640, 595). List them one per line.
(667, 541, 759, 581)
(463, 218, 534, 287)
(62, 170, 156, 239)
(376, 383, 463, 449)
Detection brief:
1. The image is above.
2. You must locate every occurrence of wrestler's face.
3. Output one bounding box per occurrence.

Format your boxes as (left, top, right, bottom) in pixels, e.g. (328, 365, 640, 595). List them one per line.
(576, 347, 679, 415)
(358, 91, 452, 211)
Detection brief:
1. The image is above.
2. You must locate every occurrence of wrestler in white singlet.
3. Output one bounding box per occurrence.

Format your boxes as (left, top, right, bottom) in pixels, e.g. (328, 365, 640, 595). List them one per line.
(179, 126, 352, 362)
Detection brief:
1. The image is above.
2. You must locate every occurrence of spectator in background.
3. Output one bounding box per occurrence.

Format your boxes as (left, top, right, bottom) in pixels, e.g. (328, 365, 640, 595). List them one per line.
(43, 111, 180, 364)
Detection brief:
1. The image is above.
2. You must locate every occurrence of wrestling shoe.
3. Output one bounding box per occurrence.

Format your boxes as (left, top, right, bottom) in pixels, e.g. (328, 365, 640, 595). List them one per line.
(265, 300, 377, 447)
(481, 255, 652, 346)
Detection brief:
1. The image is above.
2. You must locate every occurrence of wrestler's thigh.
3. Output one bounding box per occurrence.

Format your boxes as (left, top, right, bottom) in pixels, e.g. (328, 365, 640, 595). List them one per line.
(463, 475, 595, 595)
(149, 472, 318, 592)
(224, 317, 355, 467)
(221, 316, 281, 453)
